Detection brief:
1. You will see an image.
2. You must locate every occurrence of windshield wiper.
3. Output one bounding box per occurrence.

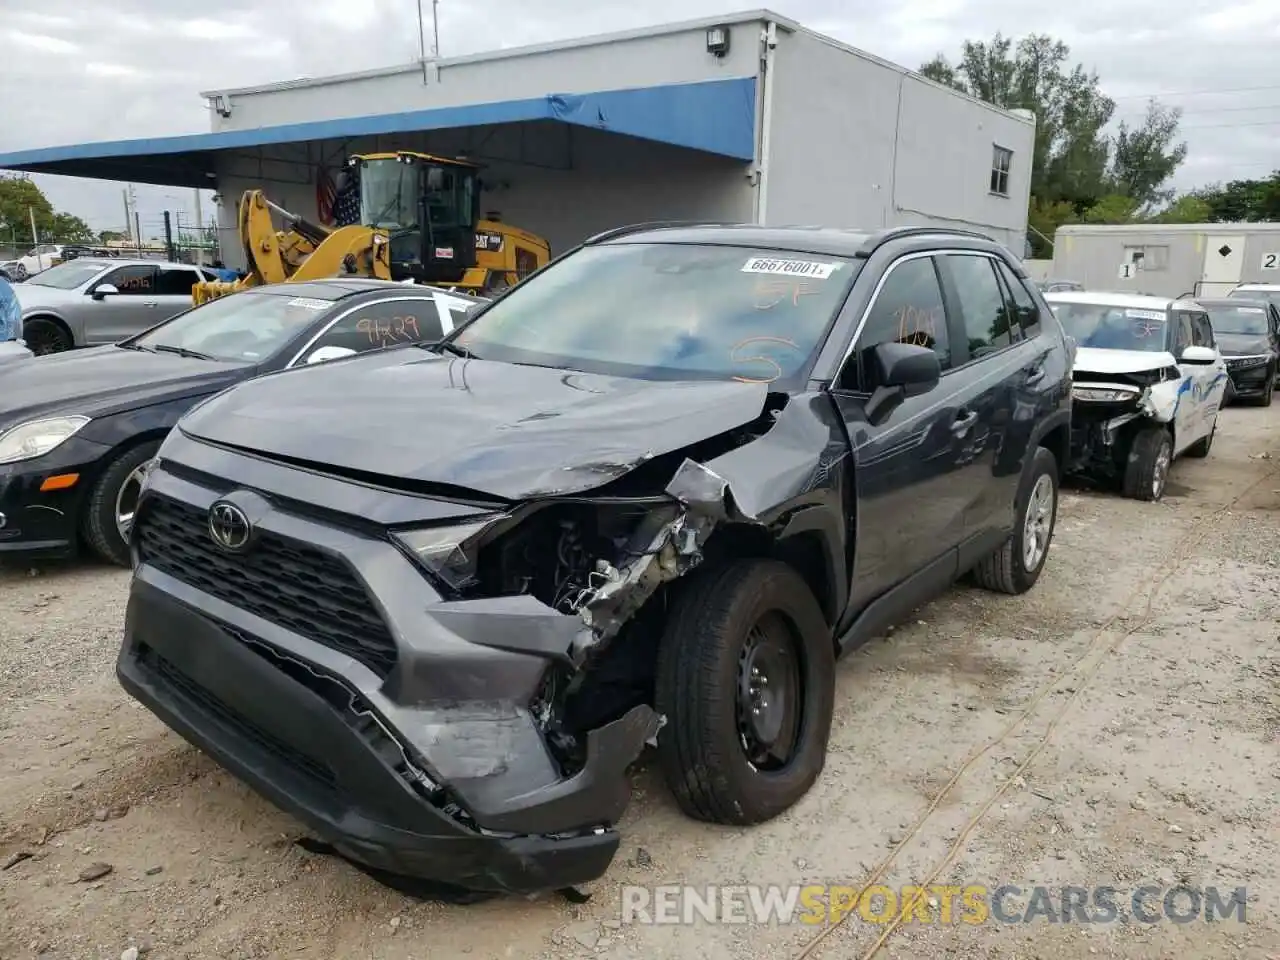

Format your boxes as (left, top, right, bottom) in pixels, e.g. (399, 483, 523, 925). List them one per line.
(432, 340, 482, 360)
(118, 342, 156, 353)
(152, 344, 218, 361)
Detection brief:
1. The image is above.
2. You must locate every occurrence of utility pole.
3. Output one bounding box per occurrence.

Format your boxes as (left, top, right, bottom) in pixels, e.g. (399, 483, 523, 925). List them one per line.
(28, 207, 40, 271)
(193, 188, 205, 266)
(134, 211, 143, 257)
(121, 188, 132, 251)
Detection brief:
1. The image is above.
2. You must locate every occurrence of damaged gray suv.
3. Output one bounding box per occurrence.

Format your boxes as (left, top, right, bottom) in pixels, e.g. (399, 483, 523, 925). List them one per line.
(117, 224, 1073, 895)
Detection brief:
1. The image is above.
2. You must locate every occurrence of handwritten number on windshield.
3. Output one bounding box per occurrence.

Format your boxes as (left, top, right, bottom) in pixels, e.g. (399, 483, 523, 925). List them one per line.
(752, 278, 820, 310)
(730, 336, 800, 383)
(357, 315, 421, 345)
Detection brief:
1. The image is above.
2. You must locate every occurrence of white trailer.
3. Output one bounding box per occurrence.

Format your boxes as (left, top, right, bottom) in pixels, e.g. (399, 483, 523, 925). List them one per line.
(1051, 223, 1280, 298)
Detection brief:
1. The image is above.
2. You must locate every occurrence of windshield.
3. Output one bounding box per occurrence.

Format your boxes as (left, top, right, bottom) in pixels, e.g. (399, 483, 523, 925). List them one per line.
(131, 290, 337, 362)
(359, 159, 421, 231)
(1208, 304, 1270, 335)
(452, 243, 857, 382)
(26, 260, 111, 289)
(1049, 301, 1170, 352)
(1229, 289, 1280, 313)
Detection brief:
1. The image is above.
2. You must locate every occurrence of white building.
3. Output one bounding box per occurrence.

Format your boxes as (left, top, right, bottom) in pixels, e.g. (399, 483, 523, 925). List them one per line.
(0, 10, 1037, 268)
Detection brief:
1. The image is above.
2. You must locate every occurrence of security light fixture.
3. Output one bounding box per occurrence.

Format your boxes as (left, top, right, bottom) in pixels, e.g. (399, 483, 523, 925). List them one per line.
(706, 26, 730, 57)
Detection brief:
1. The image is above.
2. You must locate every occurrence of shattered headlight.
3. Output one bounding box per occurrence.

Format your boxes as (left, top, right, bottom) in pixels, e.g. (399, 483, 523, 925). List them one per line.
(1071, 386, 1141, 403)
(0, 415, 91, 465)
(391, 516, 505, 591)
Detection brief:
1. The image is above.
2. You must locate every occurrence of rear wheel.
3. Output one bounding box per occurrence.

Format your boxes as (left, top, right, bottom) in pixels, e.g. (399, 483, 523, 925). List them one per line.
(23, 317, 72, 355)
(972, 445, 1058, 595)
(655, 559, 834, 826)
(1122, 427, 1173, 501)
(82, 441, 161, 566)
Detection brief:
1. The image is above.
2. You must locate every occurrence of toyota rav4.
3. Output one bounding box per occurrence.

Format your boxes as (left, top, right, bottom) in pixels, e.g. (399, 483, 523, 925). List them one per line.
(117, 224, 1073, 895)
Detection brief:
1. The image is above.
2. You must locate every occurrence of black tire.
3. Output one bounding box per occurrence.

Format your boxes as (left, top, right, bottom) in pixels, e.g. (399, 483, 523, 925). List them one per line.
(82, 441, 161, 567)
(1122, 427, 1173, 501)
(23, 316, 72, 356)
(1254, 371, 1274, 407)
(1185, 418, 1215, 458)
(972, 445, 1059, 595)
(654, 559, 835, 826)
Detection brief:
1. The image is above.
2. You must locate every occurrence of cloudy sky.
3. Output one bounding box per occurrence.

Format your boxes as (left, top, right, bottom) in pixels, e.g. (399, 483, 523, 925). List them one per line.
(3, 0, 1277, 238)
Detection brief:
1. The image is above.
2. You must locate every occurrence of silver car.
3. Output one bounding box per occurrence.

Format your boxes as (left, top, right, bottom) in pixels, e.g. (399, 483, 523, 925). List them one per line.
(14, 258, 219, 355)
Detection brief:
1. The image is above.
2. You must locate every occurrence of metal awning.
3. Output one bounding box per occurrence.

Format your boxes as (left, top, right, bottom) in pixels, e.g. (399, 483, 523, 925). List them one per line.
(0, 78, 756, 189)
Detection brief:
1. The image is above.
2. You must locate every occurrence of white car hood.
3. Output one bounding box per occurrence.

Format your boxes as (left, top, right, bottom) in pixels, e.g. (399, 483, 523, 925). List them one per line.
(14, 284, 80, 311)
(1072, 346, 1177, 376)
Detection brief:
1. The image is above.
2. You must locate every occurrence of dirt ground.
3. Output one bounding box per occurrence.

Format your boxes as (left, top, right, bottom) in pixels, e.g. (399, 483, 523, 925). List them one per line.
(2, 406, 1278, 960)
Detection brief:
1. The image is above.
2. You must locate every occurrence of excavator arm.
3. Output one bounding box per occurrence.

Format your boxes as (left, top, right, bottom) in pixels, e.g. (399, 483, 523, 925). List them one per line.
(192, 191, 393, 305)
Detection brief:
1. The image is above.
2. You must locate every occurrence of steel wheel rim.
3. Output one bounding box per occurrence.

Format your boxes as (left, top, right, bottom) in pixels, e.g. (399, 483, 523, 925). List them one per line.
(736, 612, 803, 771)
(114, 464, 149, 543)
(1152, 441, 1172, 498)
(1022, 473, 1055, 571)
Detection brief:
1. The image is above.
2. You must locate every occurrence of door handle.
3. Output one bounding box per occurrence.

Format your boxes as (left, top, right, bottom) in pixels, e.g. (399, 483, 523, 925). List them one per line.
(951, 410, 979, 434)
(143, 300, 158, 307)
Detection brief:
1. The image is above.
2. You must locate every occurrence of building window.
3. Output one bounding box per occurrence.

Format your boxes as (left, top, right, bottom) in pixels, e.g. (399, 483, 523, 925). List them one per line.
(1124, 245, 1170, 272)
(990, 146, 1013, 196)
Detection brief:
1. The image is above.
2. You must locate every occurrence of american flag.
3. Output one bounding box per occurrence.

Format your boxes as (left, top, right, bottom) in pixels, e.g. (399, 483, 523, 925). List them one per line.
(316, 168, 337, 225)
(332, 171, 361, 227)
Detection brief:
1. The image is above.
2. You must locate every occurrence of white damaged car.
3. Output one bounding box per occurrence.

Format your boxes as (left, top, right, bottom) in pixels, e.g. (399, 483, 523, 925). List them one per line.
(1044, 292, 1228, 501)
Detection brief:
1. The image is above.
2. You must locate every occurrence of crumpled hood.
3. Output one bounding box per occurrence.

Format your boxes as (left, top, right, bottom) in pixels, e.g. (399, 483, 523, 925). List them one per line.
(1215, 333, 1273, 357)
(0, 346, 249, 428)
(178, 350, 771, 500)
(1072, 346, 1178, 376)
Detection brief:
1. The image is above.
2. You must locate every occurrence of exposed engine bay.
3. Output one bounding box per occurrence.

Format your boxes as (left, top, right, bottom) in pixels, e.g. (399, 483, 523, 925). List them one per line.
(1068, 364, 1181, 478)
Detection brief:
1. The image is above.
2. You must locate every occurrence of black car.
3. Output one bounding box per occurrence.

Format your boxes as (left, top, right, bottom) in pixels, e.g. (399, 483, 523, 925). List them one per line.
(1201, 296, 1279, 405)
(117, 224, 1073, 895)
(0, 279, 482, 566)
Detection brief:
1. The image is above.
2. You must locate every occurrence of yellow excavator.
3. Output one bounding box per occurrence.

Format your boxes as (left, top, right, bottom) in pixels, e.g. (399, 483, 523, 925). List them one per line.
(192, 151, 552, 305)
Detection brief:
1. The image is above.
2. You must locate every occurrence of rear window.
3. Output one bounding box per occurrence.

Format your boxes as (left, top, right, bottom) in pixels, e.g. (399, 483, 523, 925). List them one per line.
(1049, 301, 1170, 352)
(453, 243, 859, 383)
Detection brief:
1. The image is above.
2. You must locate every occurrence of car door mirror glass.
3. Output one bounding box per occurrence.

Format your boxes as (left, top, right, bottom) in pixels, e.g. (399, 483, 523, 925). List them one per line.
(305, 345, 357, 365)
(92, 283, 119, 300)
(1180, 345, 1216, 364)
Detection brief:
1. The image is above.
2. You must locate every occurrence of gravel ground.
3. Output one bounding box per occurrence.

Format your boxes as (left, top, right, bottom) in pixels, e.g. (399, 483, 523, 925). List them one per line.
(1, 405, 1278, 960)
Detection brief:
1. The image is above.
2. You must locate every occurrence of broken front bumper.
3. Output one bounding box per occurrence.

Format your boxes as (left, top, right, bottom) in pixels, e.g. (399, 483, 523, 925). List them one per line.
(116, 458, 660, 894)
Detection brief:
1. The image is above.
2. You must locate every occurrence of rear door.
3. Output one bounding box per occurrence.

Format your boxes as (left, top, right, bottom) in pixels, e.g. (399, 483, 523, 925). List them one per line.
(154, 266, 205, 321)
(829, 253, 971, 608)
(935, 252, 1035, 549)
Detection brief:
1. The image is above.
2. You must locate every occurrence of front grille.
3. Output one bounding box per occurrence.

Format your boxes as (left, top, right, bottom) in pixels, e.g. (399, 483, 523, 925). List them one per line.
(1227, 356, 1269, 371)
(137, 643, 338, 791)
(135, 495, 399, 677)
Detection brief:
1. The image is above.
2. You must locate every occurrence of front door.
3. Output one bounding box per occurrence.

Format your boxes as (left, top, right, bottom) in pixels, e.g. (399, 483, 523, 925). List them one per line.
(829, 253, 971, 610)
(84, 264, 160, 344)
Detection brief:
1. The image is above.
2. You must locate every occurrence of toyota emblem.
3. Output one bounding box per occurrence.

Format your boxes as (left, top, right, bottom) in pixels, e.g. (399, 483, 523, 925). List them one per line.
(208, 501, 252, 552)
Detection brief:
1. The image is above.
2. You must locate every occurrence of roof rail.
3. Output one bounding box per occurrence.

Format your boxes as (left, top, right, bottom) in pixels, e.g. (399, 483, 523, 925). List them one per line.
(859, 225, 997, 255)
(583, 220, 740, 244)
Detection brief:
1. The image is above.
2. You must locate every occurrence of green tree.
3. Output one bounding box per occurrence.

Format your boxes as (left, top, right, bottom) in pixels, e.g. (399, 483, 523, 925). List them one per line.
(0, 175, 95, 245)
(1192, 172, 1280, 221)
(98, 229, 128, 243)
(921, 34, 1189, 251)
(1108, 101, 1187, 208)
(1149, 194, 1212, 224)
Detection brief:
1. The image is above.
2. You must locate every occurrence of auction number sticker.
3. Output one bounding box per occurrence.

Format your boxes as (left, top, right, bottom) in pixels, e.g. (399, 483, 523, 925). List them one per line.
(1124, 309, 1166, 321)
(742, 257, 842, 279)
(1237, 306, 1267, 314)
(286, 297, 331, 310)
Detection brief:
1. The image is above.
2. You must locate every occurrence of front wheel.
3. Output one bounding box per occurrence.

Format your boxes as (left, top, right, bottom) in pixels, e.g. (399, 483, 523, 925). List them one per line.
(23, 317, 72, 355)
(1255, 372, 1274, 407)
(82, 441, 161, 566)
(972, 445, 1059, 595)
(1122, 427, 1173, 501)
(654, 559, 834, 826)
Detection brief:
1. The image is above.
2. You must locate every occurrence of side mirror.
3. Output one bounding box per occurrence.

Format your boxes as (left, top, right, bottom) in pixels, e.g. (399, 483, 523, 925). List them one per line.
(305, 345, 357, 365)
(92, 283, 119, 300)
(863, 342, 942, 425)
(1180, 345, 1217, 365)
